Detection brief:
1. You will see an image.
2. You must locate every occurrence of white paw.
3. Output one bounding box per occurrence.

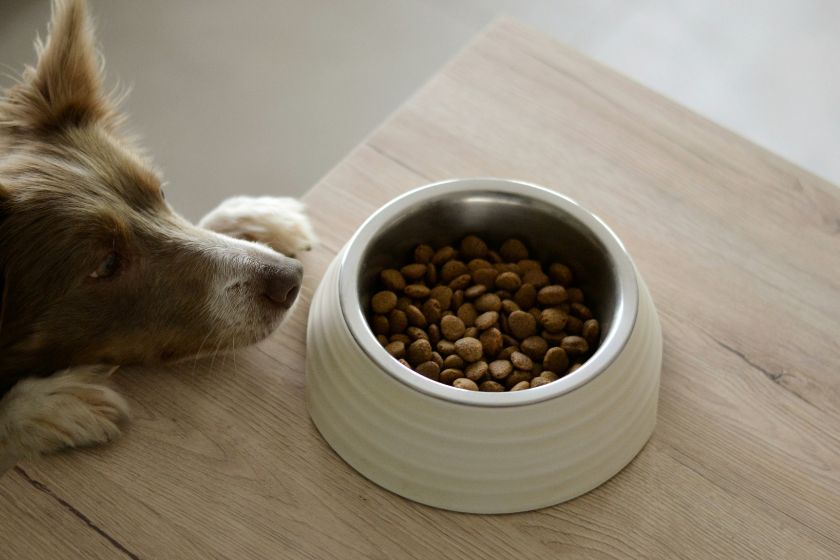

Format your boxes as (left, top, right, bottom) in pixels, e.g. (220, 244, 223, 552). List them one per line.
(0, 366, 129, 458)
(198, 196, 318, 257)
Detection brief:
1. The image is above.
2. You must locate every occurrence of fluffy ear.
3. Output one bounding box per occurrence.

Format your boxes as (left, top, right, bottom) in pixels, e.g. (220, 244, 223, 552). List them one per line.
(0, 185, 8, 338)
(0, 0, 117, 133)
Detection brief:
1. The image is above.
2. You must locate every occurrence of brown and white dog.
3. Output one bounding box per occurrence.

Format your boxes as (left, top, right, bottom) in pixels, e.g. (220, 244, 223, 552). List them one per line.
(0, 0, 315, 469)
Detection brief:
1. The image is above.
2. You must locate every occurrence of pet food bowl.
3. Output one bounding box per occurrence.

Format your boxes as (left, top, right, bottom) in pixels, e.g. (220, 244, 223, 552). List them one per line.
(305, 178, 662, 514)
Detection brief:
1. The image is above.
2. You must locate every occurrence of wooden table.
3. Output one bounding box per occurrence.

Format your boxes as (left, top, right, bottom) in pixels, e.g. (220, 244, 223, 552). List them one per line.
(2, 19, 839, 560)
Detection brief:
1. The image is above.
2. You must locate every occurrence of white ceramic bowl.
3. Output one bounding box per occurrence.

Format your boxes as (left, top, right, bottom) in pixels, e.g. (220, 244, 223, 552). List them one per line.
(305, 178, 662, 513)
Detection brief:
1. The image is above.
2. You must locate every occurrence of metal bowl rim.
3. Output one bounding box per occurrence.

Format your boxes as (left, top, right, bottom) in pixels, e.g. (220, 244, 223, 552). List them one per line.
(338, 178, 639, 407)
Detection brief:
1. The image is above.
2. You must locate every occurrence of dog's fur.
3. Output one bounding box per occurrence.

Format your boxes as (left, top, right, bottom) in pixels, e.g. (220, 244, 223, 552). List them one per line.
(0, 0, 314, 466)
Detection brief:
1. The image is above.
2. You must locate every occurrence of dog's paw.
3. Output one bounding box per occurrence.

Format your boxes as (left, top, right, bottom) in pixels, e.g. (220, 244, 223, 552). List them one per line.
(0, 366, 129, 458)
(198, 196, 318, 257)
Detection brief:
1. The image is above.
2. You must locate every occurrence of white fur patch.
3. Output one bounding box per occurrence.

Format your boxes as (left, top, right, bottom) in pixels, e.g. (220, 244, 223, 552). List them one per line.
(198, 196, 317, 257)
(0, 366, 129, 463)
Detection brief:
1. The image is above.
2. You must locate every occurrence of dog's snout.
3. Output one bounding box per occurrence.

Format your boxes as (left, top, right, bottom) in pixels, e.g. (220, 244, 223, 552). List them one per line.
(263, 259, 303, 309)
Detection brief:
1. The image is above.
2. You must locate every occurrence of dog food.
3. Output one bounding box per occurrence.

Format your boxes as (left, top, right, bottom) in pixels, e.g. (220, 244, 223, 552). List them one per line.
(367, 236, 601, 391)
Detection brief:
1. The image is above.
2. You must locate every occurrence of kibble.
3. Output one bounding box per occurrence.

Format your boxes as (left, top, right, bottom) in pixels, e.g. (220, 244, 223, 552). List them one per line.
(455, 337, 483, 362)
(371, 291, 398, 314)
(407, 339, 433, 365)
(508, 310, 537, 339)
(367, 236, 602, 391)
(381, 269, 406, 291)
(453, 378, 479, 391)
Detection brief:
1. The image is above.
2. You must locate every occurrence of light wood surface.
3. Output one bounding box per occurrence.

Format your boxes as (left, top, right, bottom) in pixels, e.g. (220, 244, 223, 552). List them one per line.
(2, 18, 839, 559)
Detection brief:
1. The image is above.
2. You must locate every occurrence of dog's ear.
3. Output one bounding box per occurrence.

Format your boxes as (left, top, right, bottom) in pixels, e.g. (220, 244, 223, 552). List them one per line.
(0, 184, 8, 338)
(0, 0, 118, 133)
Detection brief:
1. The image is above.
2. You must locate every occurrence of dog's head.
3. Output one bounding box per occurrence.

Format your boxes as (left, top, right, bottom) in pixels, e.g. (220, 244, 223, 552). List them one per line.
(0, 0, 302, 374)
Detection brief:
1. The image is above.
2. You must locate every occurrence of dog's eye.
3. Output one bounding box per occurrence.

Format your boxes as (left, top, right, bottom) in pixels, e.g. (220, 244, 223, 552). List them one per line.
(89, 252, 121, 279)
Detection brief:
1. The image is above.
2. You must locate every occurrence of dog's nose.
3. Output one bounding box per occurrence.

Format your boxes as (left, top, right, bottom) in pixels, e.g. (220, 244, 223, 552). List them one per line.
(264, 258, 303, 309)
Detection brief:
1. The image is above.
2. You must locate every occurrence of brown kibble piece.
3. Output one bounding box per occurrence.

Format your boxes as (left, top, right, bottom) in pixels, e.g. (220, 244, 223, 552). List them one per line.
(508, 310, 537, 339)
(390, 334, 411, 344)
(513, 283, 537, 309)
(414, 244, 434, 264)
(398, 358, 411, 369)
(518, 259, 541, 272)
(540, 307, 568, 333)
(400, 263, 426, 280)
(465, 361, 488, 381)
(428, 323, 441, 345)
(474, 311, 499, 330)
(537, 285, 567, 306)
(460, 235, 489, 259)
(371, 290, 398, 314)
(475, 293, 502, 312)
(522, 269, 550, 288)
(498, 345, 517, 360)
(454, 337, 483, 362)
(407, 339, 433, 365)
(437, 340, 456, 356)
(542, 330, 567, 345)
(472, 267, 499, 288)
(464, 284, 487, 299)
(432, 246, 457, 265)
(376, 334, 389, 346)
(406, 326, 428, 341)
(388, 309, 407, 334)
(520, 335, 548, 360)
(395, 296, 412, 311)
(548, 263, 573, 286)
(372, 314, 390, 335)
(441, 260, 469, 283)
(583, 319, 600, 346)
(428, 285, 453, 310)
(543, 347, 569, 373)
(540, 371, 560, 382)
(440, 368, 463, 384)
(568, 363, 583, 373)
(565, 315, 583, 335)
(479, 380, 505, 392)
(495, 271, 522, 291)
(385, 341, 405, 358)
(421, 298, 442, 324)
(567, 287, 584, 303)
(380, 269, 406, 291)
(440, 315, 466, 341)
(464, 326, 478, 338)
(501, 299, 520, 314)
(571, 302, 593, 320)
(453, 378, 479, 391)
(448, 273, 472, 290)
(500, 239, 529, 261)
(431, 351, 444, 368)
(457, 303, 478, 326)
(405, 284, 431, 299)
(405, 305, 426, 327)
(510, 351, 533, 371)
(510, 380, 531, 392)
(479, 327, 503, 357)
(467, 258, 492, 272)
(488, 360, 513, 380)
(443, 354, 465, 370)
(561, 336, 589, 355)
(415, 361, 440, 381)
(530, 376, 551, 388)
(452, 289, 465, 310)
(425, 263, 437, 284)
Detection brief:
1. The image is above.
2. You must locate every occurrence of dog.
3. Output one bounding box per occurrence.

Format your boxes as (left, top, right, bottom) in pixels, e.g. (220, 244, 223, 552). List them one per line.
(0, 0, 316, 469)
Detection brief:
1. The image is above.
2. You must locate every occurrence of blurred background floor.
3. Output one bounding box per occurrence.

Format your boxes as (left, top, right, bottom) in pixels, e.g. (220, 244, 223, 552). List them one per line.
(1, 0, 837, 221)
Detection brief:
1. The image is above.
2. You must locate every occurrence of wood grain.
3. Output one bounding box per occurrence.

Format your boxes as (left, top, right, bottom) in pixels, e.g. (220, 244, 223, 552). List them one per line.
(1, 18, 838, 559)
